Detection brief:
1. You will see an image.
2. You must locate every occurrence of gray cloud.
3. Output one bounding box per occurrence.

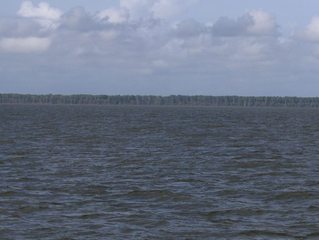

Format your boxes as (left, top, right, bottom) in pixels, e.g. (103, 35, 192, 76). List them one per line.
(211, 16, 252, 36)
(211, 10, 277, 37)
(0, 18, 43, 37)
(173, 19, 206, 38)
(59, 7, 106, 32)
(0, 1, 319, 96)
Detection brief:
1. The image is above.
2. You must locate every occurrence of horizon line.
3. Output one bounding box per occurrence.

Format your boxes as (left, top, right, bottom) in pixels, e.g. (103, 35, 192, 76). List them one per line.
(1, 93, 319, 98)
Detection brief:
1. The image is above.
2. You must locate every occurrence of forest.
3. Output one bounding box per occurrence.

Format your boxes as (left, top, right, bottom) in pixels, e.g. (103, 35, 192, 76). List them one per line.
(1, 94, 319, 107)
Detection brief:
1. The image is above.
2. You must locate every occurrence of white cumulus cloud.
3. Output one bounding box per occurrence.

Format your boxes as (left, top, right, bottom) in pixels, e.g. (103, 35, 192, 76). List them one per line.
(98, 0, 198, 22)
(247, 10, 277, 35)
(17, 1, 62, 29)
(302, 16, 319, 42)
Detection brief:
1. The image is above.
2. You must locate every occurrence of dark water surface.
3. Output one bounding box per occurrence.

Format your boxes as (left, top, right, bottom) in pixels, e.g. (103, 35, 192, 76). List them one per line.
(1, 105, 319, 239)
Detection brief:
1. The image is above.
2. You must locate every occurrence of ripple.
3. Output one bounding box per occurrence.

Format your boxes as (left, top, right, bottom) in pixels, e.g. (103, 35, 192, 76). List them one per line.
(126, 189, 192, 201)
(238, 230, 292, 239)
(205, 208, 267, 219)
(270, 191, 316, 201)
(1, 105, 319, 239)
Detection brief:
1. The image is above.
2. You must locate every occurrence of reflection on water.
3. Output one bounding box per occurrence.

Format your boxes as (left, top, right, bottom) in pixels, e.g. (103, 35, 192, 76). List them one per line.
(1, 105, 319, 239)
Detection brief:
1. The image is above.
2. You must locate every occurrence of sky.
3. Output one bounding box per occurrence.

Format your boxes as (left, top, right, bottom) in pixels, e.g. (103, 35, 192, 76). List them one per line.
(1, 1, 319, 96)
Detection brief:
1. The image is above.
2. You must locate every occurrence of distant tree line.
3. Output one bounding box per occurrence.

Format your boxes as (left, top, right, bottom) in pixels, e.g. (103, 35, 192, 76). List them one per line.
(1, 94, 319, 107)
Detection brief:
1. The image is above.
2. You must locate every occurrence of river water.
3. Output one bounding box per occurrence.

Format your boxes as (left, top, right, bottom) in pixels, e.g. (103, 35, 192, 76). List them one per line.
(1, 105, 319, 239)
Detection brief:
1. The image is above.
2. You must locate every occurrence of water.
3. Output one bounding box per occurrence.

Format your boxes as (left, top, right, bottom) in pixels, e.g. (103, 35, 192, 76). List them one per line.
(1, 105, 319, 239)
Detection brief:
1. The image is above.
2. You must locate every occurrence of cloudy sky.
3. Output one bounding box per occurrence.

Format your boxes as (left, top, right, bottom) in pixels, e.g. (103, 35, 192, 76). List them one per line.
(1, 0, 319, 96)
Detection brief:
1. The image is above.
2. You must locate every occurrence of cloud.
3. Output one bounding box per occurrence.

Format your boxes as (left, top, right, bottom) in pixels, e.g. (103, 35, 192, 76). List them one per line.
(97, 0, 198, 22)
(1, 2, 319, 95)
(0, 3, 282, 61)
(174, 19, 206, 38)
(300, 16, 319, 42)
(0, 37, 51, 53)
(60, 7, 103, 32)
(17, 1, 62, 29)
(151, 0, 197, 19)
(0, 18, 43, 37)
(212, 10, 277, 37)
(97, 8, 129, 24)
(247, 10, 277, 35)
(212, 16, 251, 36)
(119, 0, 154, 19)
